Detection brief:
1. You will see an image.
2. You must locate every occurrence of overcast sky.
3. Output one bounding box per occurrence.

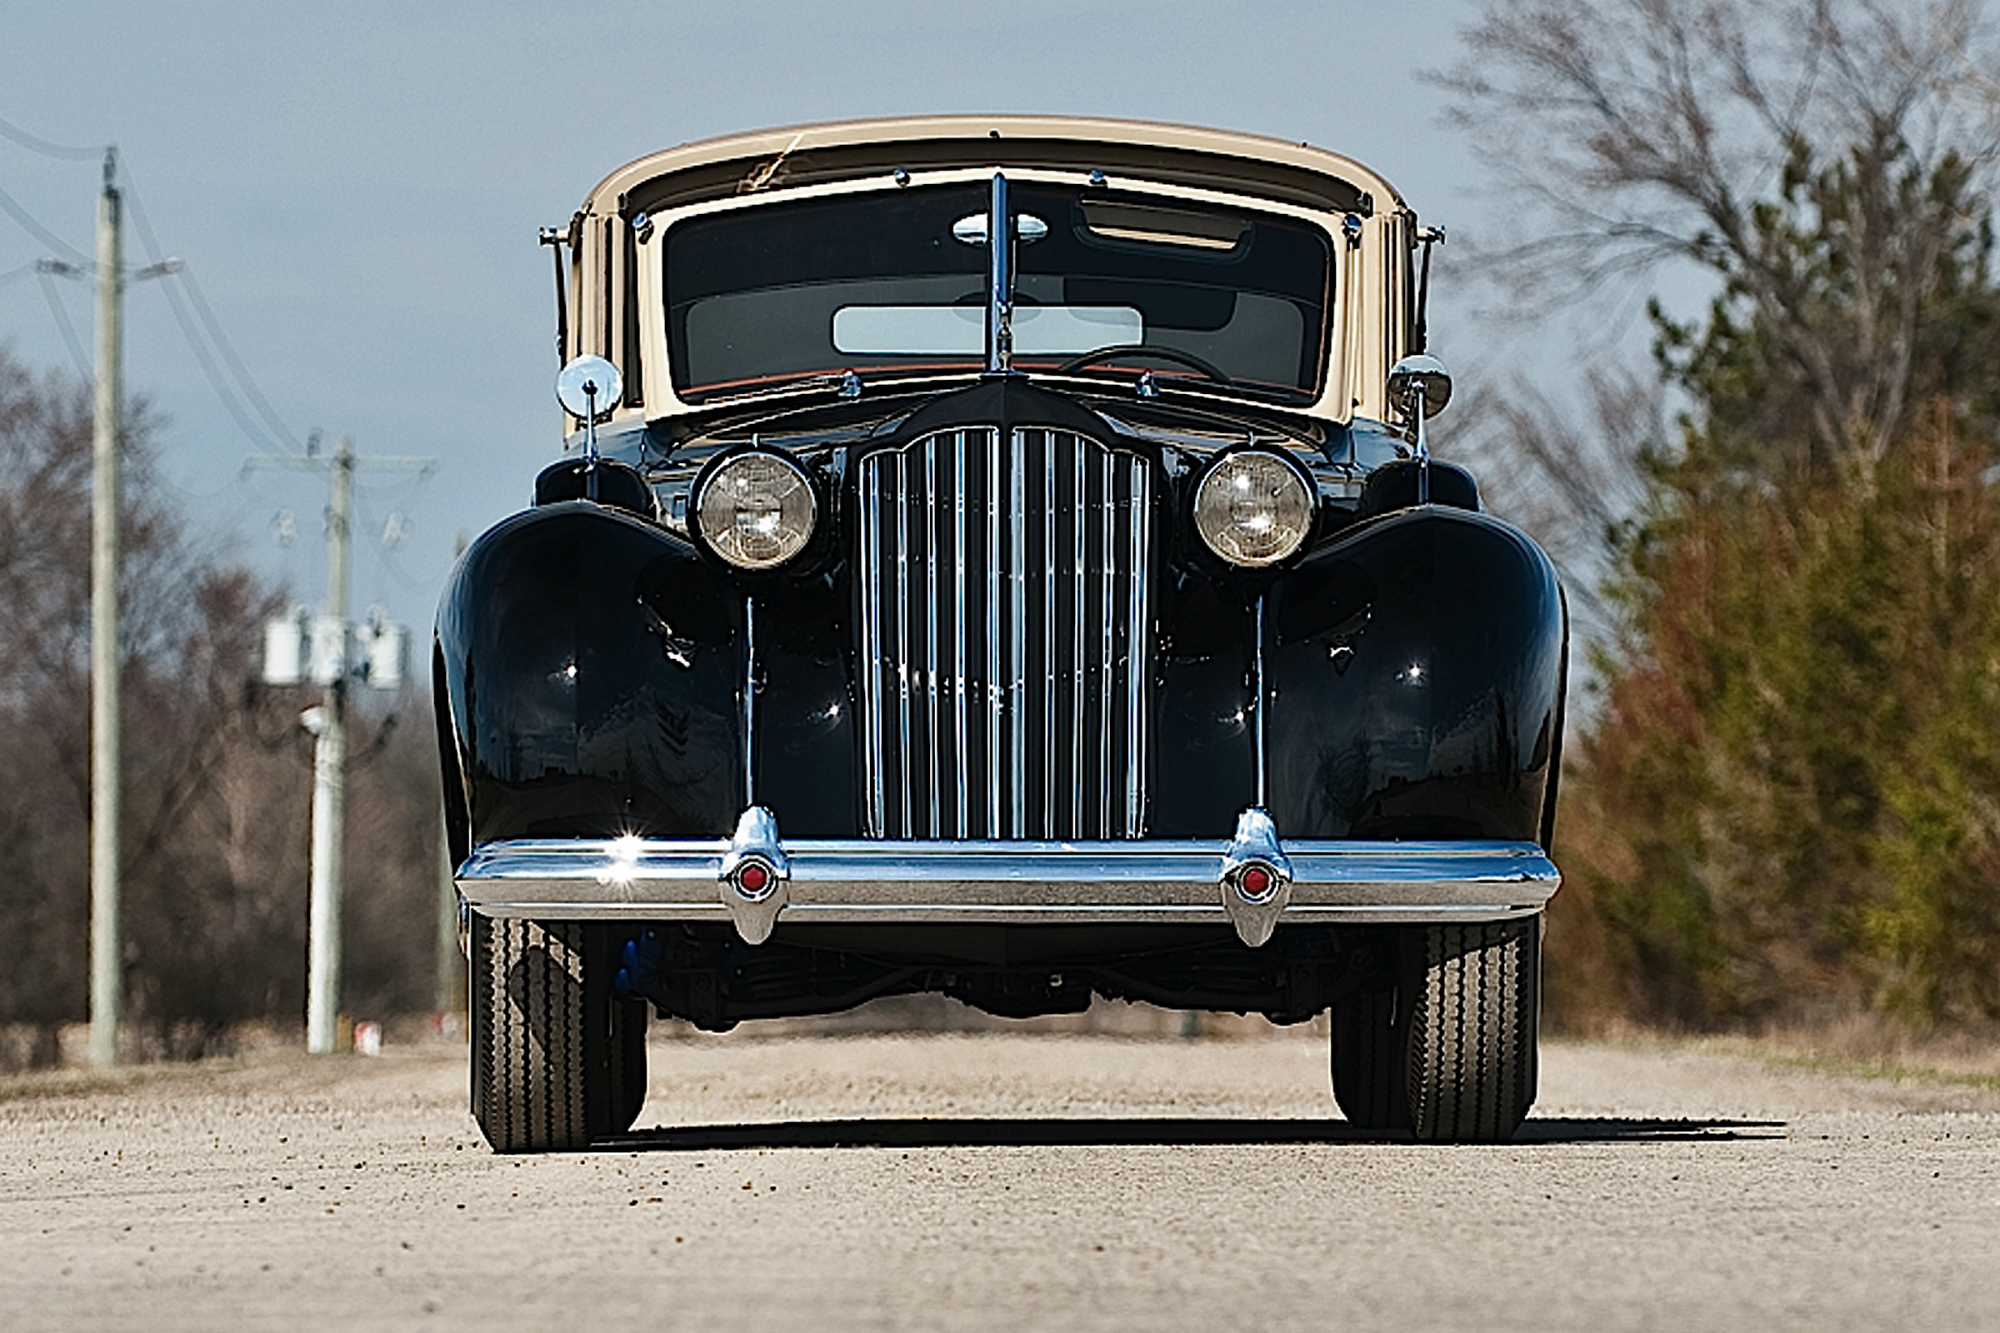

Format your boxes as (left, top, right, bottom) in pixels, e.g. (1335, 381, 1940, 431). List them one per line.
(1, 1, 1539, 640)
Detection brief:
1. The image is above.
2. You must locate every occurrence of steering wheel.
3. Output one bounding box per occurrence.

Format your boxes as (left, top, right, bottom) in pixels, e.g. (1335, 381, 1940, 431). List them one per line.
(1053, 344, 1234, 386)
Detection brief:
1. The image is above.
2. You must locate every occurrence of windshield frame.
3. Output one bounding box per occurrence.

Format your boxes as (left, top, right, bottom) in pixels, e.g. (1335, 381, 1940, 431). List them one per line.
(634, 167, 1352, 417)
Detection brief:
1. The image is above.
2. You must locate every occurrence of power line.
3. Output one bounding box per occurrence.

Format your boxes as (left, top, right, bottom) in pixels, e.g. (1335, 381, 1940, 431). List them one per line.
(121, 168, 301, 454)
(350, 491, 448, 596)
(115, 172, 284, 454)
(148, 457, 265, 506)
(0, 113, 103, 162)
(173, 263, 301, 451)
(4, 147, 302, 459)
(200, 485, 280, 547)
(35, 267, 92, 380)
(352, 466, 436, 495)
(0, 179, 92, 266)
(145, 266, 281, 452)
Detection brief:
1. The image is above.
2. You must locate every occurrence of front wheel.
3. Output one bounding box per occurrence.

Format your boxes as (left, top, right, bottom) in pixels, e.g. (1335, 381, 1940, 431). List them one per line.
(601, 994, 649, 1138)
(1404, 918, 1540, 1142)
(1330, 981, 1411, 1131)
(468, 915, 647, 1152)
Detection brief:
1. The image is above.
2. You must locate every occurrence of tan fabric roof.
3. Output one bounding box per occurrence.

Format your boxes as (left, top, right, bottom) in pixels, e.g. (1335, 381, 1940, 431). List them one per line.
(580, 116, 1406, 220)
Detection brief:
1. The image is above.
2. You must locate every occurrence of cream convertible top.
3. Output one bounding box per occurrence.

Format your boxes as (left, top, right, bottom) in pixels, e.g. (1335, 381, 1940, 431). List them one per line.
(565, 116, 1419, 424)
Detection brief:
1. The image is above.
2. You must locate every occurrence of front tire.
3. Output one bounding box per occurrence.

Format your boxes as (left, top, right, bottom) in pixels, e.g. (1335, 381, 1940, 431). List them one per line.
(601, 995, 649, 1138)
(1404, 918, 1540, 1143)
(1330, 982, 1411, 1131)
(469, 915, 644, 1152)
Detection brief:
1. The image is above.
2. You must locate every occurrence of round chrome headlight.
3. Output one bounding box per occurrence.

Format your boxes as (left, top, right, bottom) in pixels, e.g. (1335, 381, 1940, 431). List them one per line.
(695, 451, 818, 570)
(1192, 450, 1314, 567)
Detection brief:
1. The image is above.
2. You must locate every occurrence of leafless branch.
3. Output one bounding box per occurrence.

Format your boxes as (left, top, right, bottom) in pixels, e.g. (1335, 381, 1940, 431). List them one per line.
(1442, 0, 2000, 473)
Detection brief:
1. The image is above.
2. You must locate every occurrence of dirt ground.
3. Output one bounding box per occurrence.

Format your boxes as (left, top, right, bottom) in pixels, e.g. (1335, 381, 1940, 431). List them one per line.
(2, 1022, 1997, 1332)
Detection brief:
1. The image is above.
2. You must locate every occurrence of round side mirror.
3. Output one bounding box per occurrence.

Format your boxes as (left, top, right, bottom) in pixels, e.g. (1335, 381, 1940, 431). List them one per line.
(1387, 354, 1453, 420)
(556, 355, 624, 422)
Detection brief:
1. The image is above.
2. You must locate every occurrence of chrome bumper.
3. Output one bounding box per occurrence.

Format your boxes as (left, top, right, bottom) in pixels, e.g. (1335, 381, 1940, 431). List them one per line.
(457, 807, 1559, 948)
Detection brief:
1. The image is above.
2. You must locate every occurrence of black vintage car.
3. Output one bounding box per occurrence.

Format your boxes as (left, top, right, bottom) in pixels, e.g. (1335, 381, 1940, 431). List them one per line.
(435, 117, 1565, 1151)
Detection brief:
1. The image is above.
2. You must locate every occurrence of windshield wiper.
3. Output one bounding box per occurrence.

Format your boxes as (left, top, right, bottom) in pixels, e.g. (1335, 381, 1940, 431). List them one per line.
(689, 369, 863, 407)
(1042, 364, 1309, 411)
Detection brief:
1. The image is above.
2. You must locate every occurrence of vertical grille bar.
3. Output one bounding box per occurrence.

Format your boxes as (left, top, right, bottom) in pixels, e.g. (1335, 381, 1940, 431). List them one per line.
(861, 466, 885, 835)
(985, 431, 1002, 838)
(1126, 459, 1150, 836)
(1008, 433, 1027, 838)
(857, 425, 1152, 840)
(1100, 450, 1116, 837)
(893, 450, 913, 838)
(1070, 436, 1086, 836)
(923, 434, 941, 836)
(1042, 433, 1057, 838)
(952, 427, 970, 839)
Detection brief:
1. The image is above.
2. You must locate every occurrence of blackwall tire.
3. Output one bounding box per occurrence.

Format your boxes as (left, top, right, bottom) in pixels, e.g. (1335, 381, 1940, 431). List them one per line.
(1405, 918, 1540, 1143)
(469, 914, 603, 1153)
(1330, 982, 1411, 1131)
(597, 996, 649, 1138)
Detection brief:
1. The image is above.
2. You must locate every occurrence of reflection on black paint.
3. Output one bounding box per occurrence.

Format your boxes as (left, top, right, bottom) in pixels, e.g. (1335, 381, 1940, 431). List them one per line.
(439, 429, 1564, 849)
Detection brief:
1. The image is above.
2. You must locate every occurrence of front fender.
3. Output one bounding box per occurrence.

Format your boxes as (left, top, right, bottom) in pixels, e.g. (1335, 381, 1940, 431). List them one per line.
(435, 503, 744, 848)
(1267, 506, 1567, 841)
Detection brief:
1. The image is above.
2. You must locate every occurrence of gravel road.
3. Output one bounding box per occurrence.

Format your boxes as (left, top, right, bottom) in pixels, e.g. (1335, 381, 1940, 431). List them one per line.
(2, 1024, 1996, 1332)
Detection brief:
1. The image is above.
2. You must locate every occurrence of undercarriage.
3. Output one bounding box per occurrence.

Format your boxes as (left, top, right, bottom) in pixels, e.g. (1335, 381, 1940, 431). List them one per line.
(607, 922, 1395, 1030)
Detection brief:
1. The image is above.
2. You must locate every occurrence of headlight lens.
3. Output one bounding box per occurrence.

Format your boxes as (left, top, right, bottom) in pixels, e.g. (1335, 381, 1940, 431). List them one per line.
(1192, 450, 1314, 566)
(695, 451, 817, 569)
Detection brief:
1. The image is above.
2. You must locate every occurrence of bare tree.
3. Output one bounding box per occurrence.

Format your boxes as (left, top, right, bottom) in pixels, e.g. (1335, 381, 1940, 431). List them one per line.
(0, 350, 449, 1065)
(1439, 0, 2000, 471)
(1458, 365, 1665, 646)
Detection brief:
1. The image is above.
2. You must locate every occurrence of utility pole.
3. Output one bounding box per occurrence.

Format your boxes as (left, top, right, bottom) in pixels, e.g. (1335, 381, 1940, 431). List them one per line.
(306, 436, 353, 1056)
(88, 149, 122, 1069)
(248, 439, 431, 1053)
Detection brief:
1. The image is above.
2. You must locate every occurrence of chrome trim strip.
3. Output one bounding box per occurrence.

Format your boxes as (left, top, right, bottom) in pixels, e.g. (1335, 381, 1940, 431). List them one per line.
(1042, 430, 1056, 837)
(894, 450, 913, 837)
(986, 171, 1014, 374)
(1125, 456, 1147, 836)
(1252, 592, 1268, 809)
(459, 836, 1560, 923)
(1009, 428, 1026, 838)
(861, 455, 886, 836)
(953, 426, 969, 838)
(1099, 449, 1115, 836)
(1070, 435, 1085, 836)
(924, 432, 940, 836)
(986, 423, 1002, 839)
(741, 595, 758, 807)
(474, 901, 1551, 925)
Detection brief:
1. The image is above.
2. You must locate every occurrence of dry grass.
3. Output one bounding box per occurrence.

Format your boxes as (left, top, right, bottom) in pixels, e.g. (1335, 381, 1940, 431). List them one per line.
(1688, 1014, 2000, 1090)
(1548, 1009, 2000, 1092)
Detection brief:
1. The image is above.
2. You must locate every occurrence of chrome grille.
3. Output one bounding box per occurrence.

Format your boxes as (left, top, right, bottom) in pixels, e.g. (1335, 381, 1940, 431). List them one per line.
(856, 426, 1152, 839)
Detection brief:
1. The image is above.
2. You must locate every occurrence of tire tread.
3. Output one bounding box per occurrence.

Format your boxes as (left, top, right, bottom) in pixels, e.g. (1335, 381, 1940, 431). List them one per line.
(469, 916, 595, 1153)
(1330, 982, 1412, 1130)
(1406, 919, 1539, 1142)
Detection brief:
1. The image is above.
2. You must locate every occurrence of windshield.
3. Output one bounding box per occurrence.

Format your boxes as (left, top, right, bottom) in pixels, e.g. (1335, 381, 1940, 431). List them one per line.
(663, 181, 1332, 401)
